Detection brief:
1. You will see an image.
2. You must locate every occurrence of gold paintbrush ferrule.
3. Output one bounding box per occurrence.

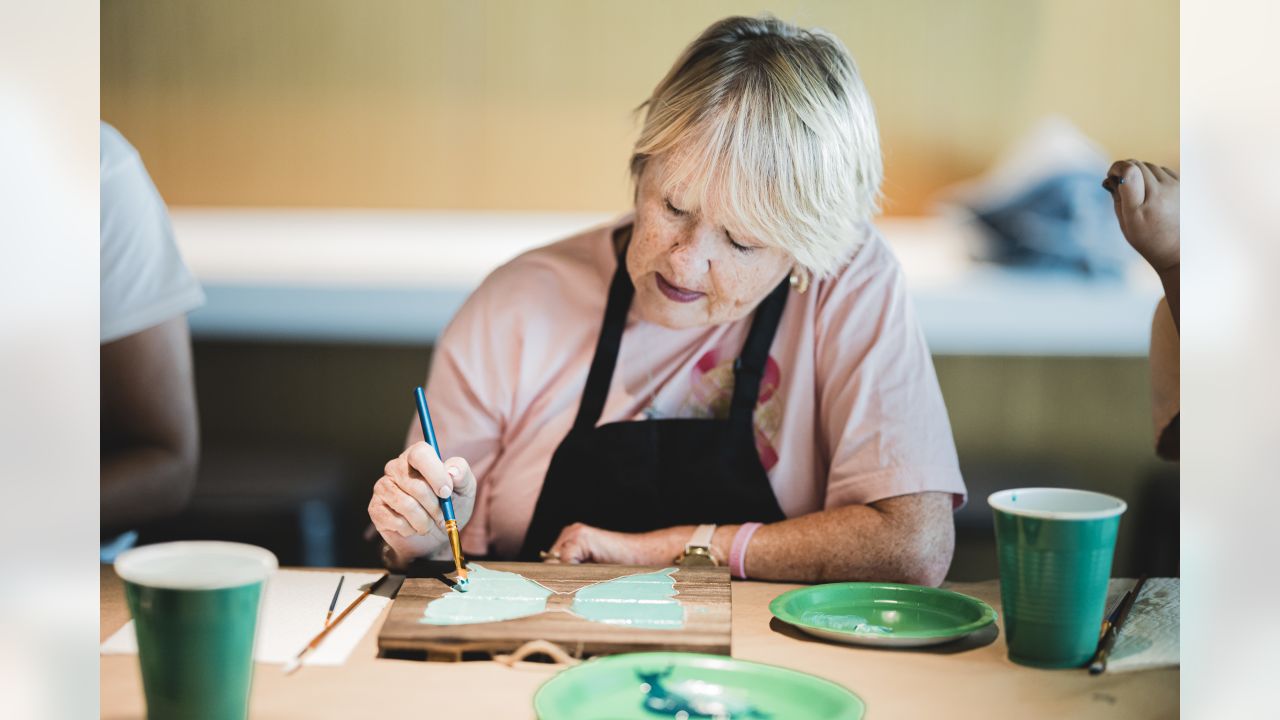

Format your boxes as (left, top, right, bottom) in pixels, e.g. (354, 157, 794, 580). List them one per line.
(444, 519, 469, 589)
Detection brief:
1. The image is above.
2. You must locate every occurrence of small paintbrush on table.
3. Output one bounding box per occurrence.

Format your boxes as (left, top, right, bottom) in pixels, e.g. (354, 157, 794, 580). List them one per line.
(324, 575, 344, 627)
(1089, 575, 1148, 674)
(284, 573, 388, 674)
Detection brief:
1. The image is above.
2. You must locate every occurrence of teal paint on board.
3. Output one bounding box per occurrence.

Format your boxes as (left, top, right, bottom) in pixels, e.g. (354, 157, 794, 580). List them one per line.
(569, 567, 684, 629)
(420, 564, 553, 625)
(419, 565, 686, 629)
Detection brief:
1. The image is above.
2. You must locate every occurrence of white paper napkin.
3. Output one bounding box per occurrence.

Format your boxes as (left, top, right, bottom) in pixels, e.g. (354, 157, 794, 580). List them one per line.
(1103, 577, 1180, 672)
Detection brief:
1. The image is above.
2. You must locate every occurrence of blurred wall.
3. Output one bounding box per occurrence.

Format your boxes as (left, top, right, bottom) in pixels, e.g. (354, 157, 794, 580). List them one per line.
(101, 0, 1178, 215)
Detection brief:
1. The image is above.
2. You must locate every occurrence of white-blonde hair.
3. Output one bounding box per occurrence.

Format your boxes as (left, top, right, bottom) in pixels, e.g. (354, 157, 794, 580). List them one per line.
(631, 15, 883, 278)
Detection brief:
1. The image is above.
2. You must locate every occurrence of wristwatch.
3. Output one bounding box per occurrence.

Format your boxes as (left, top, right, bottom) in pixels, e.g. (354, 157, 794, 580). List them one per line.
(674, 524, 718, 567)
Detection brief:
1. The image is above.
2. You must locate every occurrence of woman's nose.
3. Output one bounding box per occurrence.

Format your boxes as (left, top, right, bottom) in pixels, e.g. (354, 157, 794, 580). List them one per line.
(668, 224, 715, 275)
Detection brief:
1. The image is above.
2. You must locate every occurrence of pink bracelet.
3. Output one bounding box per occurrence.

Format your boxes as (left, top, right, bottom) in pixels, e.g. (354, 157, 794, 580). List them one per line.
(729, 522, 763, 580)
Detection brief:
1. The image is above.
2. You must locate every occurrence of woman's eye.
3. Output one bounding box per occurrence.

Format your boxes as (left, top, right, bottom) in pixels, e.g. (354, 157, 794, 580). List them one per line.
(728, 236, 755, 254)
(664, 198, 687, 217)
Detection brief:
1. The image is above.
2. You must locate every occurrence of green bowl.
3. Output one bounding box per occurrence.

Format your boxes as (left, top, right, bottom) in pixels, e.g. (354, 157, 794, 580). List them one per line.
(534, 652, 865, 719)
(769, 582, 997, 648)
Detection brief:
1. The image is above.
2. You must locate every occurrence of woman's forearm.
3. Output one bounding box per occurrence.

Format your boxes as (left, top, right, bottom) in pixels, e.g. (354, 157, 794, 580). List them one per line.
(696, 493, 956, 585)
(738, 503, 952, 585)
(548, 492, 955, 583)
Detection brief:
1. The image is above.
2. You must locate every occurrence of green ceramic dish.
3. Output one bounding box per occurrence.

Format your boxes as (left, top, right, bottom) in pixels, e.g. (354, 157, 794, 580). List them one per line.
(534, 652, 865, 720)
(769, 583, 997, 648)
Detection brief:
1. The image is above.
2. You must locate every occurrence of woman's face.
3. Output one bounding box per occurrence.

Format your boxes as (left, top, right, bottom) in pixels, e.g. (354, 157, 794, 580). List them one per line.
(628, 156, 794, 329)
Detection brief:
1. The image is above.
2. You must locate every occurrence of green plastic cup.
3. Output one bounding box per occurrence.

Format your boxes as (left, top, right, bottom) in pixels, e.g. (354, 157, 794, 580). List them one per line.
(988, 488, 1126, 668)
(115, 541, 277, 720)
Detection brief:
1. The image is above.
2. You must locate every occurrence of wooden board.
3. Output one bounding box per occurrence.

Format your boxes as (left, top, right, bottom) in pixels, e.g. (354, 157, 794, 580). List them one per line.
(378, 562, 730, 661)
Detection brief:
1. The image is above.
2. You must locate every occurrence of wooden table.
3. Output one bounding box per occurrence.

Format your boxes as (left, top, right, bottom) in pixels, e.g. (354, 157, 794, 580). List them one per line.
(100, 567, 1178, 719)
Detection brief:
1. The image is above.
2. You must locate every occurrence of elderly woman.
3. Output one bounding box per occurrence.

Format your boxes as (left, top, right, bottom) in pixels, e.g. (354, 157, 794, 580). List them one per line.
(368, 15, 965, 585)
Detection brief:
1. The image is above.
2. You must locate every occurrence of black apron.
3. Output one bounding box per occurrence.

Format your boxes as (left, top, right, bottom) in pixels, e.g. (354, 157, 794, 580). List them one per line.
(518, 227, 789, 560)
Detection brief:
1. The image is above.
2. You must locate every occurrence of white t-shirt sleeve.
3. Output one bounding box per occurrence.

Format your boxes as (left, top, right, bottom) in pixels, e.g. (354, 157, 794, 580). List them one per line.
(100, 122, 205, 343)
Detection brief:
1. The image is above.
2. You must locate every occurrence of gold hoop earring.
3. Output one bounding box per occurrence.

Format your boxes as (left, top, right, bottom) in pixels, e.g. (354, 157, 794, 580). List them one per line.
(789, 268, 810, 294)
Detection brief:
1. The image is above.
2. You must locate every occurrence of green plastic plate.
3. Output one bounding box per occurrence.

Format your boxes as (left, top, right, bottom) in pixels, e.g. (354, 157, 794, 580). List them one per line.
(534, 652, 865, 719)
(769, 582, 997, 648)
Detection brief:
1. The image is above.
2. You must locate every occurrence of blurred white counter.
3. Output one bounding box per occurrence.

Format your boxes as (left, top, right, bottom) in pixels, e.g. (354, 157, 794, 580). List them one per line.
(172, 209, 1163, 356)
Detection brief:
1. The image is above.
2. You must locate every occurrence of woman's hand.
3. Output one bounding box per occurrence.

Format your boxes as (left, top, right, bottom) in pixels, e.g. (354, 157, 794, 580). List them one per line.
(544, 523, 682, 565)
(368, 441, 477, 565)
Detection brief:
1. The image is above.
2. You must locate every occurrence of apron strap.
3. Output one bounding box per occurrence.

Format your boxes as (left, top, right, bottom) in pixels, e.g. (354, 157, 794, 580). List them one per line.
(728, 277, 791, 427)
(572, 229, 634, 432)
(574, 225, 791, 433)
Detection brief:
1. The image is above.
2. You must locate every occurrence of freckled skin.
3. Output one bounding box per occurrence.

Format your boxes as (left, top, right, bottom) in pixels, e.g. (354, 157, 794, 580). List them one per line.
(627, 156, 793, 329)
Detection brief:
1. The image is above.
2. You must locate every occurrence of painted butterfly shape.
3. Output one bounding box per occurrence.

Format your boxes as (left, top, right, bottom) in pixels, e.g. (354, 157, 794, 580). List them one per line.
(419, 563, 684, 629)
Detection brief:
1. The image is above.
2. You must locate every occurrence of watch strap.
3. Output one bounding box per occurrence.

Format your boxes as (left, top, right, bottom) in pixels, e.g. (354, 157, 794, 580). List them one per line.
(685, 523, 717, 553)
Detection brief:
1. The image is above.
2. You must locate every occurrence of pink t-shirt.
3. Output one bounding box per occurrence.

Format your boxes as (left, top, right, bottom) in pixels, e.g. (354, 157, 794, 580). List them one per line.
(415, 216, 966, 558)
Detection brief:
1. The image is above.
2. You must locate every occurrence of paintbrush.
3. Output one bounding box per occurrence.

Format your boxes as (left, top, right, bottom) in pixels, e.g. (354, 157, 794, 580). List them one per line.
(1089, 575, 1148, 674)
(324, 575, 344, 627)
(284, 573, 388, 674)
(414, 386, 470, 591)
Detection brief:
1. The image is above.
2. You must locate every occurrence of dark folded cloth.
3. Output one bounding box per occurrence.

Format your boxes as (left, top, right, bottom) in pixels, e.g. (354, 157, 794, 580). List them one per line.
(970, 171, 1137, 277)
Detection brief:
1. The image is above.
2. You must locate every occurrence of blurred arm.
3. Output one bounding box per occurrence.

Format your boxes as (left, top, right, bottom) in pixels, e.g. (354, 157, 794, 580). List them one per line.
(101, 316, 200, 531)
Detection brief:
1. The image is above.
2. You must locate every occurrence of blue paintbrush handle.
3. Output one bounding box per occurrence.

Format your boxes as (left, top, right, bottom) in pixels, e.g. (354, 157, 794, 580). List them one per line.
(413, 386, 456, 522)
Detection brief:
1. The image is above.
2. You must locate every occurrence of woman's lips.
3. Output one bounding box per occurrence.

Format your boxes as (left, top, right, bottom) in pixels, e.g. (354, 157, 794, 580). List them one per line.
(655, 273, 705, 303)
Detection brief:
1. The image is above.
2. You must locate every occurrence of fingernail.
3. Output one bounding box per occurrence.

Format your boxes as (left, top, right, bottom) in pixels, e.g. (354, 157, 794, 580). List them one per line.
(439, 485, 452, 497)
(447, 466, 461, 480)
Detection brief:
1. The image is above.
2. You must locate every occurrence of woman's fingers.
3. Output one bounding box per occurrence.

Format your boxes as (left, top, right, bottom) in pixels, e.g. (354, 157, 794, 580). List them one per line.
(368, 490, 417, 537)
(406, 441, 453, 498)
(382, 445, 479, 534)
(366, 443, 482, 565)
(442, 456, 476, 498)
(546, 522, 633, 564)
(383, 454, 445, 530)
(373, 475, 436, 534)
(389, 449, 444, 519)
(1106, 160, 1144, 210)
(556, 538, 589, 564)
(548, 523, 589, 564)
